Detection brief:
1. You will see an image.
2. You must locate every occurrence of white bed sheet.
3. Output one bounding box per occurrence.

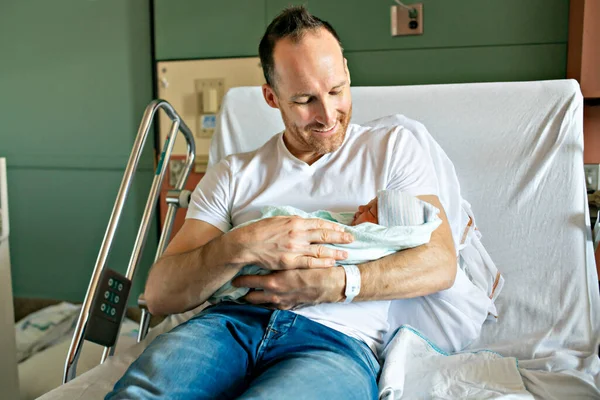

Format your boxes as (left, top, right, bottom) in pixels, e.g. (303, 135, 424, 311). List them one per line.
(40, 80, 600, 399)
(212, 81, 600, 398)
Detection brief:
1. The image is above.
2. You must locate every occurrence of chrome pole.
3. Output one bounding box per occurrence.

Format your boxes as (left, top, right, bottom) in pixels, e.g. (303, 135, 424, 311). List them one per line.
(64, 100, 195, 383)
(102, 112, 180, 361)
(134, 187, 193, 343)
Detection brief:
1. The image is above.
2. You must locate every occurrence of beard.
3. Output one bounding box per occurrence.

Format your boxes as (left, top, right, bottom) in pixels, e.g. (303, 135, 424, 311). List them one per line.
(281, 104, 352, 156)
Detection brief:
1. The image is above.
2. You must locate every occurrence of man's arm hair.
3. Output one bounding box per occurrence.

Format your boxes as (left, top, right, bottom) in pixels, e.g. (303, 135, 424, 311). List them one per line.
(234, 195, 457, 309)
(144, 219, 245, 315)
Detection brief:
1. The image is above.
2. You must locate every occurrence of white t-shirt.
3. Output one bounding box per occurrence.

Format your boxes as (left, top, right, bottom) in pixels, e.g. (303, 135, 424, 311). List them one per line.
(187, 123, 439, 353)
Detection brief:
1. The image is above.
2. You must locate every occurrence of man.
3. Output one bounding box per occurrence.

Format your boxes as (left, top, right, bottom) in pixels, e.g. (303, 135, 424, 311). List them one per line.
(107, 6, 456, 400)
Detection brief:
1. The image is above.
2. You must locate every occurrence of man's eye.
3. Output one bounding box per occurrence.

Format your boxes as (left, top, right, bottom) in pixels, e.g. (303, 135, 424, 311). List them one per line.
(295, 98, 311, 105)
(330, 90, 342, 96)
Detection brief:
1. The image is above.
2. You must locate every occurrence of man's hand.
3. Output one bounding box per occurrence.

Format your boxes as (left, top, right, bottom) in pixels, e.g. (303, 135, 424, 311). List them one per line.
(225, 216, 353, 310)
(231, 195, 456, 310)
(231, 216, 353, 270)
(233, 267, 346, 310)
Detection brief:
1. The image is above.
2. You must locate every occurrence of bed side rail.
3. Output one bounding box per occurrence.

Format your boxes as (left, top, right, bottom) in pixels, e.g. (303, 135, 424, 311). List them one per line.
(63, 100, 195, 383)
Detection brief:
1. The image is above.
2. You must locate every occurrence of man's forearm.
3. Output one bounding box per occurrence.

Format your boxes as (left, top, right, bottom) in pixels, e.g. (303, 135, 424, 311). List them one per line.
(232, 195, 457, 309)
(232, 238, 456, 309)
(144, 234, 244, 315)
(354, 238, 457, 302)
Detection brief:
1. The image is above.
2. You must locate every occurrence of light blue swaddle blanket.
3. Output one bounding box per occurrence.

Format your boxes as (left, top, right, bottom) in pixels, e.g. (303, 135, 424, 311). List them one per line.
(209, 190, 442, 304)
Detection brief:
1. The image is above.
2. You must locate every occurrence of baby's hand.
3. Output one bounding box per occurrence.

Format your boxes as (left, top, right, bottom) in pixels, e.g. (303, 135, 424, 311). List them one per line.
(351, 198, 378, 226)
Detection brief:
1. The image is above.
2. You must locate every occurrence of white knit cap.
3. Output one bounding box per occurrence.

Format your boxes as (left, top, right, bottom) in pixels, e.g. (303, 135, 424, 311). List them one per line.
(377, 190, 440, 227)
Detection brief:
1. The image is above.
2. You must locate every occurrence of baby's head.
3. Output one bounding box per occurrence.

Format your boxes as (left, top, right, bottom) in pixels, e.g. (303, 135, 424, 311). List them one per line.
(350, 190, 435, 227)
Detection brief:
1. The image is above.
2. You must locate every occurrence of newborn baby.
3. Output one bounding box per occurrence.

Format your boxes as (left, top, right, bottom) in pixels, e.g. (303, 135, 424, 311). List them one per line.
(208, 190, 441, 304)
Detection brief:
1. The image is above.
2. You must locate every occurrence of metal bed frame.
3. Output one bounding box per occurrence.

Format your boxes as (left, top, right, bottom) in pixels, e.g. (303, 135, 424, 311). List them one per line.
(63, 100, 195, 383)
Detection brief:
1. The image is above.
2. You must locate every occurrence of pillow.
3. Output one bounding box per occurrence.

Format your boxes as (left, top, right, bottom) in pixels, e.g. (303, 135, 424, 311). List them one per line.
(15, 302, 80, 363)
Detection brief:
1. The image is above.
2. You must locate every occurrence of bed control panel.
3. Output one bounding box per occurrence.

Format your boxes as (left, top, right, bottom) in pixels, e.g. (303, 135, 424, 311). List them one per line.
(85, 268, 131, 347)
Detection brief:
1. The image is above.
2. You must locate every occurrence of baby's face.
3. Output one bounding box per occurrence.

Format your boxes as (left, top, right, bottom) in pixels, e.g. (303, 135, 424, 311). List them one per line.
(351, 197, 378, 226)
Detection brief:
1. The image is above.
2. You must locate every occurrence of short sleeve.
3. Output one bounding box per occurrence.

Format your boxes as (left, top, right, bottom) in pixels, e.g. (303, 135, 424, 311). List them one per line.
(386, 127, 439, 197)
(186, 158, 232, 233)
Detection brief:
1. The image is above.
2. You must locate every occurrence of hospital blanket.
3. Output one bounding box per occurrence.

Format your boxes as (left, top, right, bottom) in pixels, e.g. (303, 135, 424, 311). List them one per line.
(378, 326, 533, 400)
(209, 196, 441, 304)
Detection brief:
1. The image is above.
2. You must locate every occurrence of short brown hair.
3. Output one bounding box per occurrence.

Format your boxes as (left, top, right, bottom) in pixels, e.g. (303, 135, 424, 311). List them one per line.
(259, 6, 343, 89)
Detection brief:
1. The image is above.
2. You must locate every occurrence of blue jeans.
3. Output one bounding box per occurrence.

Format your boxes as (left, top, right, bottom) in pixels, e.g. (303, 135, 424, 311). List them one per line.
(106, 303, 380, 399)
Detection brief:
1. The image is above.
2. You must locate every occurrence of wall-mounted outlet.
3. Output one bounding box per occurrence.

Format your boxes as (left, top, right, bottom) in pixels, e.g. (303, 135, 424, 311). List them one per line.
(584, 164, 600, 192)
(391, 3, 423, 36)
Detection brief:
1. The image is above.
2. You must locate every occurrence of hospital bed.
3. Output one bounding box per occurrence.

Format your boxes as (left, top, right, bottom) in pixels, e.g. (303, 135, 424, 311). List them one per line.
(40, 80, 599, 399)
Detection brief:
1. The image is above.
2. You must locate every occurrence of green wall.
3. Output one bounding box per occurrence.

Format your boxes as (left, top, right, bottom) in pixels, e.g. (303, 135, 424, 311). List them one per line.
(1, 0, 157, 303)
(154, 0, 569, 84)
(2, 0, 570, 303)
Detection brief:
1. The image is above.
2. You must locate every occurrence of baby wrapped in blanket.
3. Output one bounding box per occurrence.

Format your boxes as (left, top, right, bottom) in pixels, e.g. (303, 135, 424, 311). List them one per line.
(209, 190, 442, 304)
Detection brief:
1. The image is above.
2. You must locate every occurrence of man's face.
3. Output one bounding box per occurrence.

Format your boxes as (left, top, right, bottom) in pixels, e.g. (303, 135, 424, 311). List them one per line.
(262, 28, 352, 163)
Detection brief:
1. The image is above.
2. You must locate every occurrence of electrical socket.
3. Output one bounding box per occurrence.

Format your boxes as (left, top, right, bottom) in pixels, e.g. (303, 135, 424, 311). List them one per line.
(584, 164, 600, 192)
(391, 3, 423, 36)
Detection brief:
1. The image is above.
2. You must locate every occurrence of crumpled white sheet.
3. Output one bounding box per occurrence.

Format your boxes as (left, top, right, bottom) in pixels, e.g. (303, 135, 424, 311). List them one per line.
(378, 325, 534, 400)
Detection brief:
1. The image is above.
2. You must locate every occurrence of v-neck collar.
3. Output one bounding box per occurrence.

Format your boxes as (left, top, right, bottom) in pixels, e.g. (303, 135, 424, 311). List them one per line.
(277, 127, 351, 170)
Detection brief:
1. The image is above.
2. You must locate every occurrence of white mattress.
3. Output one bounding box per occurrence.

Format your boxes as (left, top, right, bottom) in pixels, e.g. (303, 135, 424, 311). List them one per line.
(40, 80, 600, 399)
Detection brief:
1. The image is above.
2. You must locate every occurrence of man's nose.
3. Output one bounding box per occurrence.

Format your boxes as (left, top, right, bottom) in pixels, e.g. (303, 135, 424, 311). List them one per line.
(315, 99, 336, 127)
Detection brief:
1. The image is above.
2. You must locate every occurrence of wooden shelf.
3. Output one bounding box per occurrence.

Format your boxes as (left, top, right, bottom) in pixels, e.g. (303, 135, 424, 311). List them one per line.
(568, 0, 600, 98)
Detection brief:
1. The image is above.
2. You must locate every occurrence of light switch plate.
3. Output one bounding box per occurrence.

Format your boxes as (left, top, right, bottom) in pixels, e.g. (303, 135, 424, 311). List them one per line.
(584, 164, 600, 192)
(391, 3, 423, 36)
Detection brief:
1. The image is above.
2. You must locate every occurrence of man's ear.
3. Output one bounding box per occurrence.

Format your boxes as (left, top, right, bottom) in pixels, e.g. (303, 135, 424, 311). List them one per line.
(344, 58, 351, 85)
(262, 84, 280, 109)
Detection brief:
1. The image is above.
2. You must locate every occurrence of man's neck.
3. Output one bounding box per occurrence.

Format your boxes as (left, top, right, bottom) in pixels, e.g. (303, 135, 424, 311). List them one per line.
(282, 134, 325, 166)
